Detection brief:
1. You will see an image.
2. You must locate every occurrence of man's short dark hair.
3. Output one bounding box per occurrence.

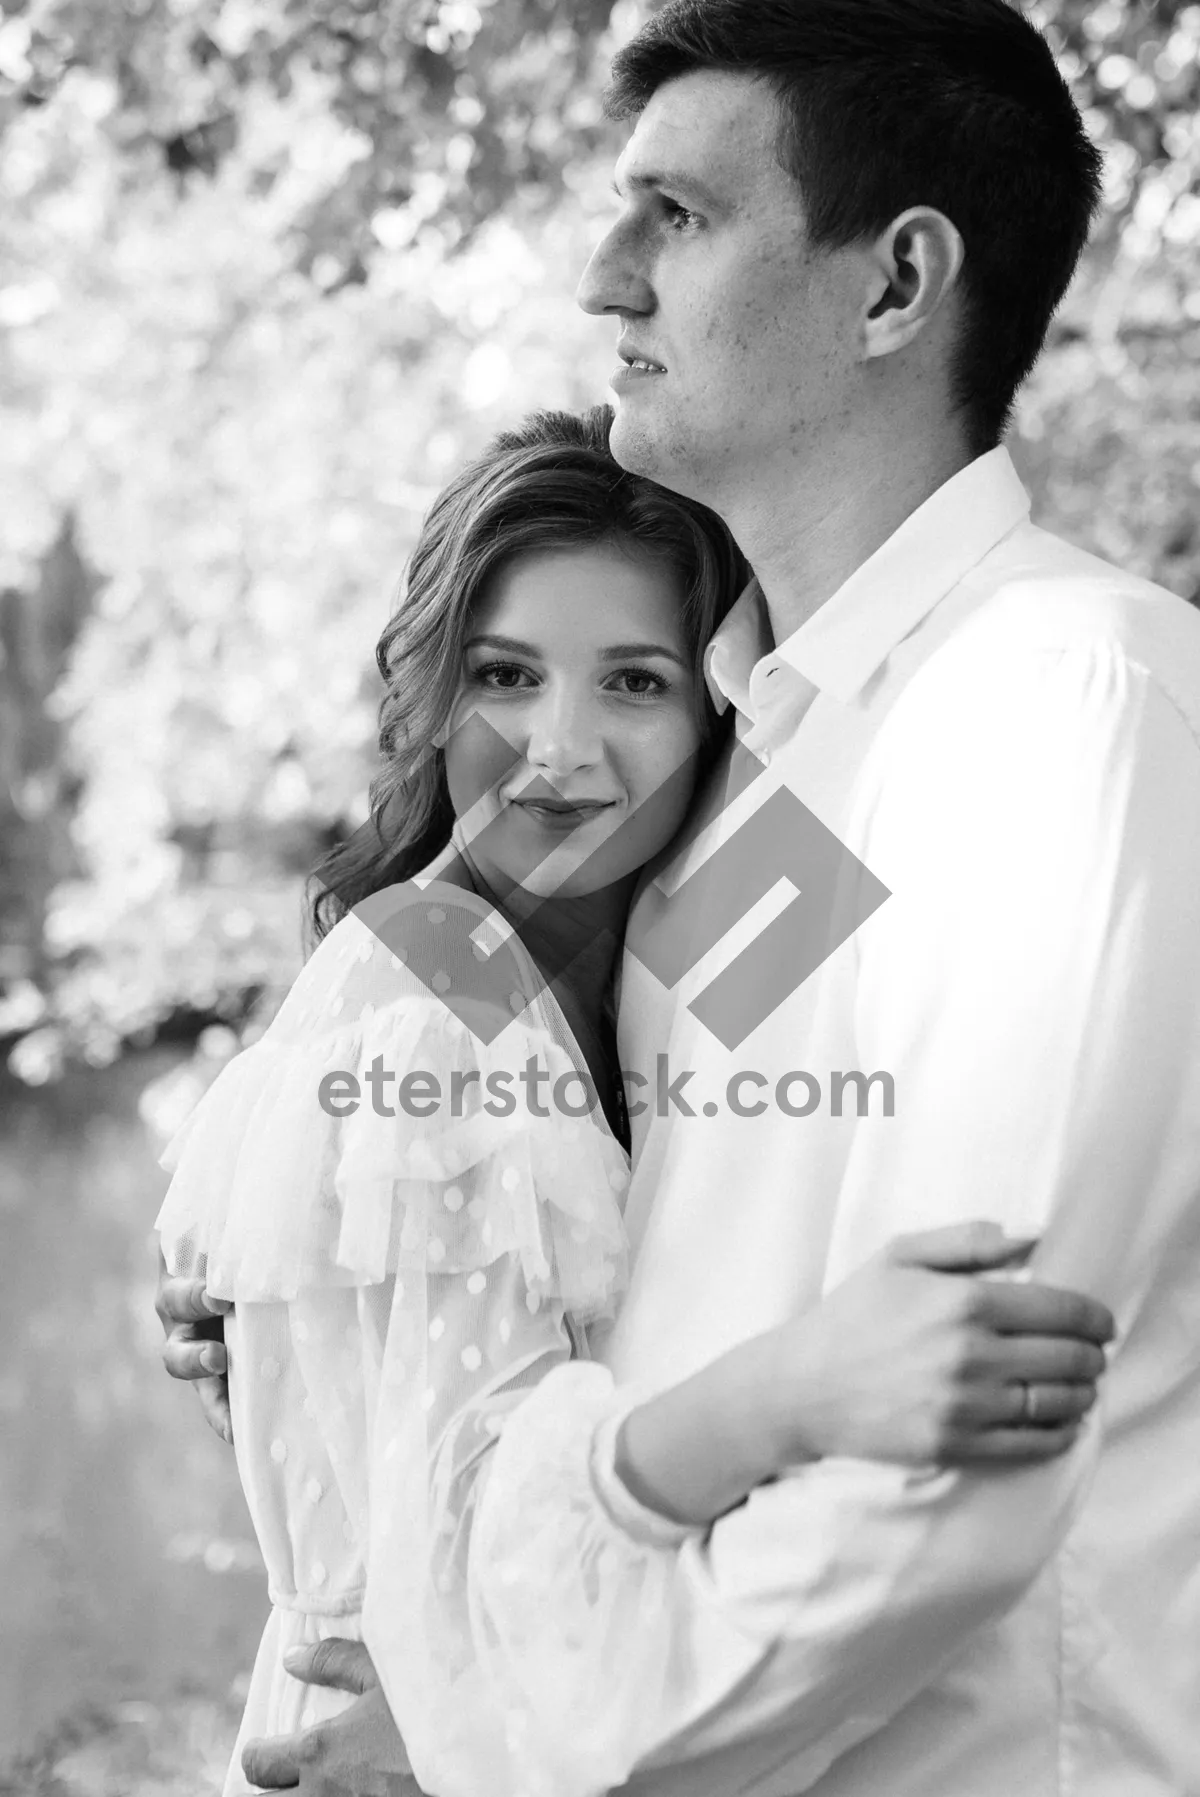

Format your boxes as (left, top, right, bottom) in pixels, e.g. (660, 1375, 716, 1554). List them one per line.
(606, 0, 1103, 452)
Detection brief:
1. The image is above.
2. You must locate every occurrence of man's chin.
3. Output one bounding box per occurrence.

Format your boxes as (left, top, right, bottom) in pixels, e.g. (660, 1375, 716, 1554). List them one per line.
(607, 406, 677, 485)
(606, 406, 651, 468)
(608, 408, 708, 505)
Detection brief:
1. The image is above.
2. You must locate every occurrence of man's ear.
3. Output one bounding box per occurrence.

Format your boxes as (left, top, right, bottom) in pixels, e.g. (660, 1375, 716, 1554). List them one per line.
(860, 207, 964, 360)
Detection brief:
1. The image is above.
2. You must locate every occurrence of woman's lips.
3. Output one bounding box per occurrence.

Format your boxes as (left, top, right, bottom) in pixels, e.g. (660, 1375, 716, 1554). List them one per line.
(509, 799, 616, 832)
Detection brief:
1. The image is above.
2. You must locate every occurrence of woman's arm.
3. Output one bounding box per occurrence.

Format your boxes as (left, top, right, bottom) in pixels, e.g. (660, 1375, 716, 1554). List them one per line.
(614, 1220, 1111, 1526)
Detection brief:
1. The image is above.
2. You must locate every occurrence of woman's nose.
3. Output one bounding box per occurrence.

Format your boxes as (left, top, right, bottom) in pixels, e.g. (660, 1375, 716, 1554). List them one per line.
(525, 688, 604, 781)
(576, 216, 654, 319)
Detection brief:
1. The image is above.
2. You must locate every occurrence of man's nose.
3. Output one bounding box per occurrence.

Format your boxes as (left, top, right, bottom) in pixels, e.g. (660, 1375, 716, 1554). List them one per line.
(526, 689, 604, 780)
(576, 216, 654, 319)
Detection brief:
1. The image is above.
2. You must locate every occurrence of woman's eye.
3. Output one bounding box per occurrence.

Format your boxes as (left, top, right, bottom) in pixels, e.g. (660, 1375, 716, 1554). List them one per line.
(470, 661, 535, 691)
(609, 668, 669, 698)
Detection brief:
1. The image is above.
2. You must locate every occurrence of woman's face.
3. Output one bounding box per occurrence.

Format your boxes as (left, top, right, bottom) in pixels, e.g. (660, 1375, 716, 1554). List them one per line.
(444, 540, 704, 899)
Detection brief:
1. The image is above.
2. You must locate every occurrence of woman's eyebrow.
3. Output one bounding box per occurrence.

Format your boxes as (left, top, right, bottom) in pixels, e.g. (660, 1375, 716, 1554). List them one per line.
(600, 642, 688, 665)
(464, 634, 541, 656)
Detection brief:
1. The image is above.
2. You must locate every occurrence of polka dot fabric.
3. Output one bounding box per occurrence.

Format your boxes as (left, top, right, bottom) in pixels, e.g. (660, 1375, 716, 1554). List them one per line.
(155, 874, 632, 1797)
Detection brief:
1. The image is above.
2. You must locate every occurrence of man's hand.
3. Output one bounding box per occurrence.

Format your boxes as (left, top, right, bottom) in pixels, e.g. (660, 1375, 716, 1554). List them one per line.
(154, 1248, 233, 1444)
(241, 1640, 424, 1796)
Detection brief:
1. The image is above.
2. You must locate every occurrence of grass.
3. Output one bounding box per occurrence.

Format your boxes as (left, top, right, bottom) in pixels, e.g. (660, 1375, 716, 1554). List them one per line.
(0, 1693, 242, 1797)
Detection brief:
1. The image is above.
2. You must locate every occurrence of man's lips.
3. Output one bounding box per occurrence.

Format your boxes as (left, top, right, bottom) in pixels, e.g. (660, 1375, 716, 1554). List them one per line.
(617, 345, 667, 373)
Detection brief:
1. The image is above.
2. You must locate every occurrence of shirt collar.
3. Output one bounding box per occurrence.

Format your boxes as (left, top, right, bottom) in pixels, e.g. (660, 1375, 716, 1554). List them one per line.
(703, 581, 773, 717)
(704, 447, 1031, 716)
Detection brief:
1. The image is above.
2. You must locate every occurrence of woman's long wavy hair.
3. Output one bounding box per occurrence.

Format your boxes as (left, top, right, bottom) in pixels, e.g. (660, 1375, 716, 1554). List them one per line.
(307, 404, 748, 943)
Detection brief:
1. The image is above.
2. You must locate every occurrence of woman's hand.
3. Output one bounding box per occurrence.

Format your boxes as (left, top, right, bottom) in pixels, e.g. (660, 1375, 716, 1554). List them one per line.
(773, 1221, 1115, 1467)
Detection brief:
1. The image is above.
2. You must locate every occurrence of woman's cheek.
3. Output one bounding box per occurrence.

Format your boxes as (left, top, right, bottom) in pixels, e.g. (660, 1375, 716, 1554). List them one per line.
(644, 704, 703, 792)
(443, 702, 525, 814)
(623, 711, 703, 841)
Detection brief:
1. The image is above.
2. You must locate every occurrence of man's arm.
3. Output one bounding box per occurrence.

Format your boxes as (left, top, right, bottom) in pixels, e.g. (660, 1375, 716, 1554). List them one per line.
(155, 1250, 232, 1442)
(470, 633, 1200, 1790)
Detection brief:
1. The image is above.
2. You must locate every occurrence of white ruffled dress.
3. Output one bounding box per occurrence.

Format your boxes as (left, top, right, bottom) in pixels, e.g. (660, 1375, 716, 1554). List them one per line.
(156, 874, 651, 1797)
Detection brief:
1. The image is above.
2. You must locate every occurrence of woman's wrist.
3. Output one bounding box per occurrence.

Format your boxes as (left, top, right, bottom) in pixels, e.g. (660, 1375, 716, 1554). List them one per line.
(759, 1312, 832, 1468)
(611, 1325, 822, 1529)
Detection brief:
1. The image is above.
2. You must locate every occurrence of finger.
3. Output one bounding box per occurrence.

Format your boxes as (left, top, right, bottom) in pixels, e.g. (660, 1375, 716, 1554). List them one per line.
(1015, 1381, 1098, 1425)
(951, 1421, 1084, 1463)
(197, 1375, 233, 1445)
(284, 1638, 379, 1696)
(888, 1220, 1039, 1273)
(991, 1333, 1108, 1385)
(157, 1272, 231, 1327)
(241, 1736, 301, 1788)
(162, 1324, 228, 1382)
(967, 1379, 1097, 1429)
(973, 1279, 1115, 1344)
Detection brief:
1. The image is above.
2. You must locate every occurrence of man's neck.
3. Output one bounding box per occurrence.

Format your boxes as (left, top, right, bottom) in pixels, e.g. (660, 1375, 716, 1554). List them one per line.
(725, 425, 975, 647)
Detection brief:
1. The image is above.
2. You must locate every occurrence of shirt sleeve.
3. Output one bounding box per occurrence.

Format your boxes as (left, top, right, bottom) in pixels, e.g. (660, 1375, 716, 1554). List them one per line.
(357, 1254, 579, 1796)
(466, 633, 1200, 1791)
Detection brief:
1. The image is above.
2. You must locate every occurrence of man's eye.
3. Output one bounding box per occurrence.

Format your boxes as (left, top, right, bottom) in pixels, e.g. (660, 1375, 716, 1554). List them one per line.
(662, 199, 701, 233)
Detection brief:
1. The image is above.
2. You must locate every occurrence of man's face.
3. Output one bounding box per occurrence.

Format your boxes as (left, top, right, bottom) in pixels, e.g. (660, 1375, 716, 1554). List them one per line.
(577, 68, 862, 506)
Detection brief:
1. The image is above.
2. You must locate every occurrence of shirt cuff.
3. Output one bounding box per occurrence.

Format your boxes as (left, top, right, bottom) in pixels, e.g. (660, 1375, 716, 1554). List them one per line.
(588, 1389, 702, 1550)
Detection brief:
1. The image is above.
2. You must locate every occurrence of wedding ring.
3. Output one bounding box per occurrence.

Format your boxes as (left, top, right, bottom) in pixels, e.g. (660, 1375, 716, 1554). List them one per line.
(1017, 1379, 1040, 1424)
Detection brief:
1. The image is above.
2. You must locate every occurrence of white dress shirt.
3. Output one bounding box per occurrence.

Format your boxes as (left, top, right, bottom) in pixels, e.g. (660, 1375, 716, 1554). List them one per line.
(464, 445, 1200, 1797)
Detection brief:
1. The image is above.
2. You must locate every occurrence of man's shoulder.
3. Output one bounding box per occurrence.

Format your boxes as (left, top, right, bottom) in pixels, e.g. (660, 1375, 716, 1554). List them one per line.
(940, 521, 1200, 709)
(866, 527, 1200, 782)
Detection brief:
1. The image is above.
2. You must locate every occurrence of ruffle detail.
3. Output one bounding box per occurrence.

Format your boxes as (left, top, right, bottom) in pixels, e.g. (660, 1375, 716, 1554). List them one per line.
(156, 991, 629, 1318)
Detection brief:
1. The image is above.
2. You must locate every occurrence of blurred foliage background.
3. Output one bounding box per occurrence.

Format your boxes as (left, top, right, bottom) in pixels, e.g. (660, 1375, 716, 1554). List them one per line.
(1, 0, 1199, 1082)
(0, 2, 1197, 1787)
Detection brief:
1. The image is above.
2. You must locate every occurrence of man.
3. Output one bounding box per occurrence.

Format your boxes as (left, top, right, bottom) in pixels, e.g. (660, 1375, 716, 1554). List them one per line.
(160, 1, 1200, 1791)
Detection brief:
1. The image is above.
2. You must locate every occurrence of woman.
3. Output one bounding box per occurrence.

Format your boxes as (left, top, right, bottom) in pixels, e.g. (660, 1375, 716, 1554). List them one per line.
(156, 406, 1104, 1797)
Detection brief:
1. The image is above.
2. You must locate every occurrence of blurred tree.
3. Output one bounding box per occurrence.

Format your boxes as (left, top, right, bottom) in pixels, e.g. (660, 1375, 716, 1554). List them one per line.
(0, 0, 625, 280)
(3, 1, 1197, 269)
(0, 0, 1197, 1075)
(1015, 1, 1200, 600)
(0, 519, 93, 1000)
